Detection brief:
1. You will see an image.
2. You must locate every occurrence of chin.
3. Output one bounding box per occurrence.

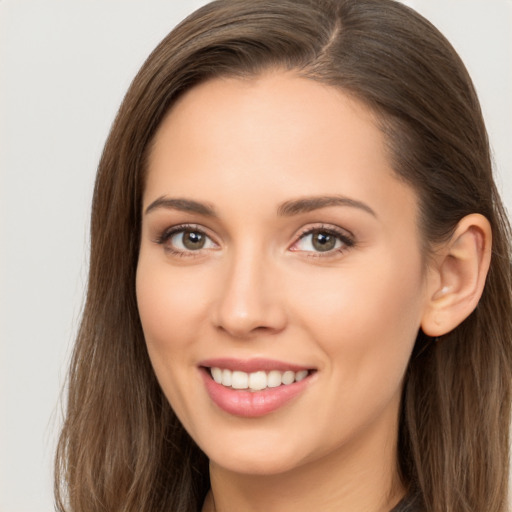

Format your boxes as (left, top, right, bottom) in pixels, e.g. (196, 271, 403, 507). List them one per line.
(197, 426, 323, 477)
(208, 449, 307, 477)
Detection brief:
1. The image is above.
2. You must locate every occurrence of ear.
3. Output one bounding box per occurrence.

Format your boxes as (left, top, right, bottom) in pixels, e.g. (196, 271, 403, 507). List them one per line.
(421, 214, 492, 337)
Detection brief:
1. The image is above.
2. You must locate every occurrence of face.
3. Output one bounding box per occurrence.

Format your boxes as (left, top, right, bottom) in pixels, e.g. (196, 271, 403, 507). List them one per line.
(136, 71, 430, 477)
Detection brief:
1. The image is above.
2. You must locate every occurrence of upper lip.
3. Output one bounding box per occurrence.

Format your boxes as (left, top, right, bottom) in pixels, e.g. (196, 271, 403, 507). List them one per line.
(199, 357, 313, 373)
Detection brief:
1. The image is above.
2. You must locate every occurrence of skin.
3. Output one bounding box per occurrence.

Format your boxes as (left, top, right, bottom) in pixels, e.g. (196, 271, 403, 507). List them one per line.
(136, 71, 438, 512)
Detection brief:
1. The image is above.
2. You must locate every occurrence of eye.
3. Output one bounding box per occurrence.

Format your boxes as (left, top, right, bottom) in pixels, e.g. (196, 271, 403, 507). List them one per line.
(156, 225, 218, 254)
(172, 230, 214, 250)
(291, 227, 354, 255)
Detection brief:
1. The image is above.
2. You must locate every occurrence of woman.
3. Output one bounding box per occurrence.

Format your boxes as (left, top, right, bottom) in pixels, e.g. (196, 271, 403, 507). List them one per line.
(54, 1, 512, 511)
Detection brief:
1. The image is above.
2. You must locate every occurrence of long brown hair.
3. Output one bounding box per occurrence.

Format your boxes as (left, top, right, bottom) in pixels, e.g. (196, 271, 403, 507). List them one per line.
(55, 1, 512, 511)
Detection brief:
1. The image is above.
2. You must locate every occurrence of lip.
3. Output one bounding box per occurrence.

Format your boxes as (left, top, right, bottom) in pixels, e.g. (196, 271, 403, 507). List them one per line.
(199, 357, 311, 373)
(199, 359, 315, 418)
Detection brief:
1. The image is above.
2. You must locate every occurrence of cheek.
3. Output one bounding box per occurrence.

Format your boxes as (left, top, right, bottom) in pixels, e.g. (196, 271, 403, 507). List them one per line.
(289, 256, 424, 438)
(135, 256, 217, 426)
(135, 254, 214, 424)
(136, 256, 213, 351)
(289, 248, 425, 374)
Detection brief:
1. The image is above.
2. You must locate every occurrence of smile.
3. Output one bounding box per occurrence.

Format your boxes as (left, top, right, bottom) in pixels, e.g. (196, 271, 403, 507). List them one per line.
(199, 360, 316, 417)
(210, 367, 310, 391)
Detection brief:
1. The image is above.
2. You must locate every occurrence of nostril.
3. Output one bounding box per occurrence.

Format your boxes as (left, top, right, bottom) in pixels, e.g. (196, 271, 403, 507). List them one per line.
(214, 322, 284, 339)
(212, 267, 288, 337)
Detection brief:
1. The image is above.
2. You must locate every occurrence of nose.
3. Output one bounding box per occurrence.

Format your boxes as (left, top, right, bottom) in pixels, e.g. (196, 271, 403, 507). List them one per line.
(212, 247, 287, 339)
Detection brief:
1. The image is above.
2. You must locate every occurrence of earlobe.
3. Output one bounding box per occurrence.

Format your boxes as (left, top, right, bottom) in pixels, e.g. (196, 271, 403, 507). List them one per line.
(421, 214, 492, 337)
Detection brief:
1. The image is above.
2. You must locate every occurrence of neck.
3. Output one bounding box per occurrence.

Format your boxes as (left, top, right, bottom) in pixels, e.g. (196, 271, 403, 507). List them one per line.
(203, 410, 405, 512)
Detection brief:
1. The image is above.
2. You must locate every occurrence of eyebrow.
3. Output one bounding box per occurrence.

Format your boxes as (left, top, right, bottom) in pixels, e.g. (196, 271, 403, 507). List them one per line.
(277, 195, 376, 217)
(144, 196, 217, 216)
(144, 194, 376, 218)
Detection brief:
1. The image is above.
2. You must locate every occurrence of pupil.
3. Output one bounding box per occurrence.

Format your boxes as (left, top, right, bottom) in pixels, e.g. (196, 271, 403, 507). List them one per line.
(312, 231, 335, 252)
(183, 231, 205, 250)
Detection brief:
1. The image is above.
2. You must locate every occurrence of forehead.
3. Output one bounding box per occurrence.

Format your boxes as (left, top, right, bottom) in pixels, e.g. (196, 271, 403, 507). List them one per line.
(145, 71, 417, 228)
(151, 71, 382, 161)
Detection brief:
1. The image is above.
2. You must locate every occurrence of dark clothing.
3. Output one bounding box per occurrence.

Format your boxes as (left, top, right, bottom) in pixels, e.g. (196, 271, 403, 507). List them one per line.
(390, 491, 422, 512)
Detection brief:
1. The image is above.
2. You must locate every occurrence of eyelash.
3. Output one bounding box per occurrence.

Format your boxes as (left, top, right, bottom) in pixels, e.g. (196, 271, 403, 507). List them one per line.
(154, 223, 355, 258)
(290, 224, 355, 258)
(154, 223, 216, 258)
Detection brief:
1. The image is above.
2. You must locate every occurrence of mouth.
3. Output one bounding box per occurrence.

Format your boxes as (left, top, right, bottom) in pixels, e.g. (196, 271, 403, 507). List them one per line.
(208, 367, 312, 392)
(199, 359, 316, 417)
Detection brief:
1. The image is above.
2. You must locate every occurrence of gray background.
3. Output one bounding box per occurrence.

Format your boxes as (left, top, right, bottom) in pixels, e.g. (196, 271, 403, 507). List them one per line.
(1, 1, 510, 510)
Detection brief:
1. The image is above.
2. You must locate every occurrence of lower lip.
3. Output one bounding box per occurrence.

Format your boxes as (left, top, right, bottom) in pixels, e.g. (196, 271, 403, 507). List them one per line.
(201, 369, 312, 418)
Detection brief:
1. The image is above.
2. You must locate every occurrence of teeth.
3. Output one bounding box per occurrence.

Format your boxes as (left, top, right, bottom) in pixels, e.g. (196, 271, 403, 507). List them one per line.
(210, 368, 310, 391)
(295, 370, 308, 382)
(221, 369, 232, 387)
(231, 371, 248, 389)
(281, 370, 295, 385)
(211, 367, 222, 384)
(267, 370, 282, 388)
(248, 371, 267, 391)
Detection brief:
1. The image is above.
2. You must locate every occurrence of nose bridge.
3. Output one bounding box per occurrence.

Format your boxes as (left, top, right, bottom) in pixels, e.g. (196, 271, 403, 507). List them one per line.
(214, 240, 285, 337)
